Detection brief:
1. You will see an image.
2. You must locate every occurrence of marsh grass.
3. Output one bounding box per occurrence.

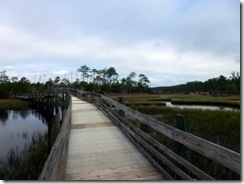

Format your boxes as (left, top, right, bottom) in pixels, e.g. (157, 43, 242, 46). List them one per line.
(0, 132, 49, 180)
(127, 105, 240, 179)
(111, 93, 240, 152)
(133, 105, 240, 152)
(125, 101, 166, 106)
(116, 94, 240, 179)
(171, 99, 240, 107)
(0, 99, 31, 110)
(109, 93, 240, 108)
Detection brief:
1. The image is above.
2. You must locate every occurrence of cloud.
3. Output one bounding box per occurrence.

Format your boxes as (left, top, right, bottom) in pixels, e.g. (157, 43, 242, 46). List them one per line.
(54, 70, 68, 75)
(0, 0, 240, 86)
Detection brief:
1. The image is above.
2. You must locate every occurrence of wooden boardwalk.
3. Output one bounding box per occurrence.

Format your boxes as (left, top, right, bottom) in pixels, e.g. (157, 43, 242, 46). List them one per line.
(65, 96, 164, 180)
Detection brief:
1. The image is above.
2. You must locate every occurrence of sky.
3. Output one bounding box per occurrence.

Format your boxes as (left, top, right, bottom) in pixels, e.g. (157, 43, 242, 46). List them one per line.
(0, 0, 240, 87)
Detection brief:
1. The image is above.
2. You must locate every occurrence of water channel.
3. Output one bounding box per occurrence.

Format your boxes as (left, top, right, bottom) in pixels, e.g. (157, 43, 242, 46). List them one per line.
(0, 106, 62, 156)
(0, 109, 47, 158)
(0, 102, 63, 179)
(164, 101, 239, 111)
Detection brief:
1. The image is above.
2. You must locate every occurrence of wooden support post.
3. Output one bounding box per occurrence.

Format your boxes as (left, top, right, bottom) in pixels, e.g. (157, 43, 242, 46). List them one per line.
(62, 92, 64, 101)
(175, 114, 190, 161)
(91, 94, 94, 103)
(176, 114, 185, 130)
(119, 97, 125, 117)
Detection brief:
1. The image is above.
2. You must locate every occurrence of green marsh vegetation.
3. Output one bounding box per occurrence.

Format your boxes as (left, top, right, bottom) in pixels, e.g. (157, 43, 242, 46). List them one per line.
(0, 98, 63, 180)
(168, 94, 240, 107)
(110, 93, 240, 179)
(133, 106, 240, 152)
(110, 93, 240, 151)
(110, 93, 240, 107)
(0, 132, 49, 180)
(0, 99, 31, 110)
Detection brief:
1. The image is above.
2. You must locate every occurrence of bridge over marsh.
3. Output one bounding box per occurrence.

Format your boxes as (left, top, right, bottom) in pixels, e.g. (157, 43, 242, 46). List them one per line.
(12, 88, 241, 180)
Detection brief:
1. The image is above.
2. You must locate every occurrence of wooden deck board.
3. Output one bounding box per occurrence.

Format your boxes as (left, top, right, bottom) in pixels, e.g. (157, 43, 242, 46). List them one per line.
(65, 96, 164, 180)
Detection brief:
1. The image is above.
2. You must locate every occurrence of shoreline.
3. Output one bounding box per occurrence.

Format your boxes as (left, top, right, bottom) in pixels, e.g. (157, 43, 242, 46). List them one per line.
(0, 99, 31, 110)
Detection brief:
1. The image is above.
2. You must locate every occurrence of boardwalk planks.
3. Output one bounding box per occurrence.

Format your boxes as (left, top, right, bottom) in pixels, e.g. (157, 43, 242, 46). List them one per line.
(65, 97, 165, 180)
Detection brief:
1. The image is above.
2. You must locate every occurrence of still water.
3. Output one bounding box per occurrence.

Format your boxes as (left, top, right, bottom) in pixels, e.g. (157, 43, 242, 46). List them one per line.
(0, 105, 62, 160)
(165, 101, 238, 111)
(0, 109, 47, 158)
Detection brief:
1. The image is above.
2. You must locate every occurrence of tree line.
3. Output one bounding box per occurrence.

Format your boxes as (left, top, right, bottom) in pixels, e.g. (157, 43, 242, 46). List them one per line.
(0, 66, 240, 99)
(153, 72, 240, 95)
(0, 65, 151, 98)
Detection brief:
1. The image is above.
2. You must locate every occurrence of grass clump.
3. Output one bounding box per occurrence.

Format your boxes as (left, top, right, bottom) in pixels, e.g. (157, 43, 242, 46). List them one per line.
(0, 99, 31, 110)
(133, 105, 240, 152)
(171, 99, 240, 108)
(125, 101, 166, 107)
(110, 93, 240, 179)
(110, 93, 240, 108)
(128, 105, 240, 179)
(0, 132, 49, 180)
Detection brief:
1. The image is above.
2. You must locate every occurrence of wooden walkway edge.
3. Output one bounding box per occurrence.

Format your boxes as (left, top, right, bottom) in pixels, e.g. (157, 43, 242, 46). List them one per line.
(64, 96, 165, 180)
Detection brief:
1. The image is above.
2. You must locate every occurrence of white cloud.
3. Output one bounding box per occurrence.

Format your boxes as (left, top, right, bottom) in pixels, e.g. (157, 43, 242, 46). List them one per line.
(54, 70, 68, 75)
(0, 0, 240, 87)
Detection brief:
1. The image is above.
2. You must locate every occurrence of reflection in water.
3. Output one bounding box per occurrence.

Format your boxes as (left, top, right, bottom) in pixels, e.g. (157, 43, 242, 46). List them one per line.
(31, 103, 63, 151)
(0, 109, 8, 125)
(0, 109, 46, 158)
(0, 103, 63, 160)
(165, 101, 238, 111)
(0, 96, 68, 179)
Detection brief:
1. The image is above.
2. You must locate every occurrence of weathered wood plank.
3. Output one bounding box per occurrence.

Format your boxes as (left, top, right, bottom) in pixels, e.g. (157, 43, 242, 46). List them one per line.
(71, 122, 114, 129)
(66, 165, 164, 180)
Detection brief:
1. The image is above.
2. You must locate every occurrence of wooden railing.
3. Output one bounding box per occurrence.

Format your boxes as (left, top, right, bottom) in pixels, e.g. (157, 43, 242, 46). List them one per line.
(10, 88, 72, 101)
(68, 88, 240, 180)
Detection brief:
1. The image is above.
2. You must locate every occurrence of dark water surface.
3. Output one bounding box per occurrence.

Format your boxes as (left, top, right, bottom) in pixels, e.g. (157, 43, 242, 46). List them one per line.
(0, 109, 48, 158)
(0, 104, 62, 160)
(165, 101, 238, 111)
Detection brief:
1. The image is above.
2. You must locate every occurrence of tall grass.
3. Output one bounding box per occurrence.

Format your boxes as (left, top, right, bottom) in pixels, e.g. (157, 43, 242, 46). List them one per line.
(128, 105, 240, 179)
(131, 105, 240, 152)
(125, 101, 166, 106)
(0, 132, 49, 180)
(110, 93, 240, 179)
(0, 99, 31, 110)
(110, 93, 240, 108)
(171, 99, 240, 108)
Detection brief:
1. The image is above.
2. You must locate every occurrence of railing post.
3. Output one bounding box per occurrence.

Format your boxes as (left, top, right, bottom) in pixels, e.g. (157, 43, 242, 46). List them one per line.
(91, 93, 94, 103)
(175, 114, 190, 161)
(119, 97, 125, 117)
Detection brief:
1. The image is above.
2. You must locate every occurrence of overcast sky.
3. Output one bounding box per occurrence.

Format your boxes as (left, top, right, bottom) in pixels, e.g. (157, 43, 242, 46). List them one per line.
(0, 0, 240, 87)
